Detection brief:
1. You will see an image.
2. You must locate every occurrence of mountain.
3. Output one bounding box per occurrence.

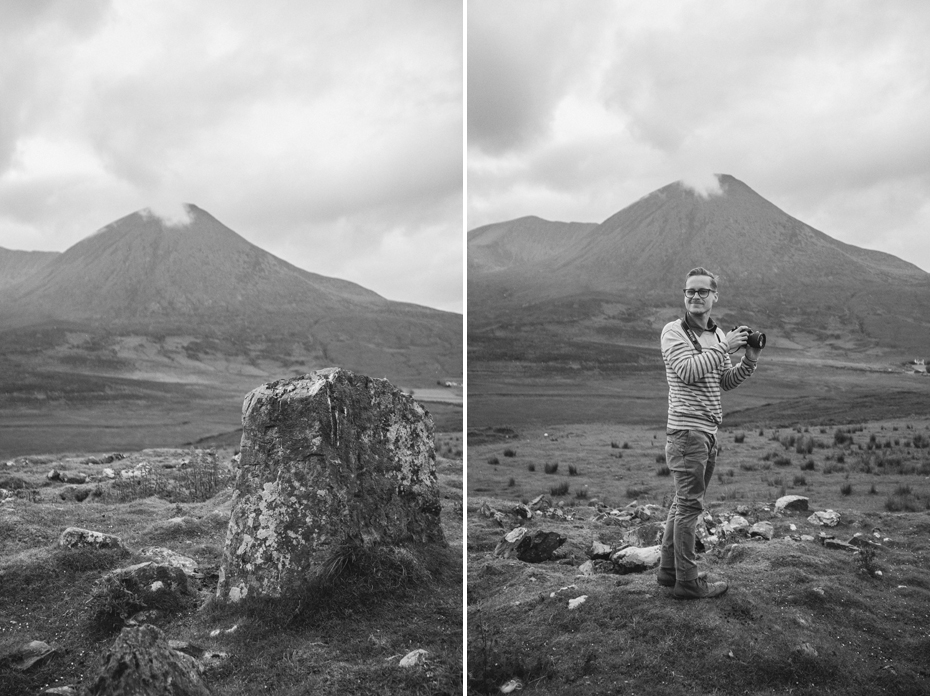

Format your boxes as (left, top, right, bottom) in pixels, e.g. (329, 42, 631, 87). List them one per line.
(468, 174, 930, 357)
(0, 247, 58, 291)
(0, 205, 461, 387)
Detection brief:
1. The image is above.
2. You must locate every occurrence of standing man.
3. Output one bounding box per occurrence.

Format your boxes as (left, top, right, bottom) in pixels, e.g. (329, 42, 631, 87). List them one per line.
(657, 267, 761, 599)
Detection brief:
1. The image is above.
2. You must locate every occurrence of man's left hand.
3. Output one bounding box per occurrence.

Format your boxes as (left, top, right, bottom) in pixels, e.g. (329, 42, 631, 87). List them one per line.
(745, 345, 762, 361)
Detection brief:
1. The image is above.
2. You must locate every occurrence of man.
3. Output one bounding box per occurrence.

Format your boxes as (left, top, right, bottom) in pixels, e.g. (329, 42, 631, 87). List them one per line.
(657, 267, 761, 599)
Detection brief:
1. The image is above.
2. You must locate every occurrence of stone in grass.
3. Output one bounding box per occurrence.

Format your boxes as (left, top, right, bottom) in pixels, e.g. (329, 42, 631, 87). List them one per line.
(775, 495, 809, 512)
(85, 625, 210, 696)
(139, 547, 200, 577)
(610, 545, 661, 574)
(495, 527, 566, 563)
(588, 540, 613, 559)
(91, 562, 192, 625)
(399, 649, 428, 668)
(59, 486, 93, 503)
(808, 510, 841, 527)
(217, 368, 446, 603)
(749, 521, 774, 540)
(0, 639, 57, 671)
(59, 527, 124, 551)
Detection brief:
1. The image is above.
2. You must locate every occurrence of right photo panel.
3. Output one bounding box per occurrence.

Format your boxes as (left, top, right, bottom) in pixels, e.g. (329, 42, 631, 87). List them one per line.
(466, 2, 930, 694)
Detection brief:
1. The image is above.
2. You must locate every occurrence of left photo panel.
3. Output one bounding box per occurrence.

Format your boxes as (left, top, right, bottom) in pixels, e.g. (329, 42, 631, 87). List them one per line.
(0, 1, 464, 695)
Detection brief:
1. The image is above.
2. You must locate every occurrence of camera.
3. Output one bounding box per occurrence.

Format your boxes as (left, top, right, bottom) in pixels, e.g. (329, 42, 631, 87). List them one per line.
(733, 326, 766, 350)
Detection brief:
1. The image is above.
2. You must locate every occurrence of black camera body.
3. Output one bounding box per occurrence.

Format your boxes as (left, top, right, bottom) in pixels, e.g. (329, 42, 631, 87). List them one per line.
(733, 326, 766, 350)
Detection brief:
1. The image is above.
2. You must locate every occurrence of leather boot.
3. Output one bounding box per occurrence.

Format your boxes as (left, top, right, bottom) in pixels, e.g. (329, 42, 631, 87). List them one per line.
(672, 576, 728, 600)
(656, 568, 707, 587)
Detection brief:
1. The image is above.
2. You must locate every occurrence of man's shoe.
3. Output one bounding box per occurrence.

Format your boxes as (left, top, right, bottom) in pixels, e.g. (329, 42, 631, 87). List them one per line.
(672, 576, 728, 600)
(656, 568, 707, 588)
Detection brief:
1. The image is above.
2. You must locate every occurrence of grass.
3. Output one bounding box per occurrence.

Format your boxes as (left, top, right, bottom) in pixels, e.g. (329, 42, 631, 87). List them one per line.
(0, 438, 463, 696)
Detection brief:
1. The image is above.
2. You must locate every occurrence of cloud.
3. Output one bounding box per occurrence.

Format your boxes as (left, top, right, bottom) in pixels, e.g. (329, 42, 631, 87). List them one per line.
(467, 1, 930, 274)
(0, 0, 463, 312)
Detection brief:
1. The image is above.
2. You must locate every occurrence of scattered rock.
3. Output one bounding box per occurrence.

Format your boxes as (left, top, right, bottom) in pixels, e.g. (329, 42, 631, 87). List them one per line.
(610, 545, 661, 574)
(92, 562, 192, 624)
(40, 687, 78, 695)
(824, 539, 857, 552)
(500, 678, 523, 694)
(494, 527, 566, 563)
(139, 547, 200, 577)
(217, 368, 446, 603)
(59, 486, 92, 502)
(578, 560, 595, 576)
(85, 625, 210, 696)
(588, 540, 613, 559)
(748, 521, 774, 540)
(735, 504, 750, 515)
(848, 533, 881, 549)
(808, 510, 840, 527)
(399, 648, 428, 668)
(47, 469, 61, 482)
(567, 595, 588, 610)
(775, 495, 809, 512)
(623, 521, 663, 547)
(528, 494, 552, 511)
(511, 503, 533, 520)
(59, 527, 124, 550)
(795, 642, 818, 658)
(0, 639, 57, 671)
(59, 471, 88, 485)
(102, 468, 116, 479)
(478, 502, 507, 527)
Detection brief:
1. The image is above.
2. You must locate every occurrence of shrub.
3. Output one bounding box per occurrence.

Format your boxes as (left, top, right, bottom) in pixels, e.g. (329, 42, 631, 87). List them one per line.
(527, 463, 535, 472)
(793, 474, 807, 487)
(503, 448, 516, 458)
(834, 429, 853, 446)
(568, 464, 579, 476)
(574, 488, 588, 499)
(734, 433, 745, 443)
(626, 485, 647, 499)
(800, 459, 816, 471)
(840, 483, 853, 496)
(655, 454, 665, 463)
(622, 442, 631, 450)
(550, 481, 570, 496)
(610, 441, 620, 449)
(488, 457, 499, 465)
(773, 455, 791, 467)
(739, 462, 758, 472)
(507, 478, 515, 488)
(657, 465, 671, 477)
(869, 483, 878, 495)
(543, 463, 559, 475)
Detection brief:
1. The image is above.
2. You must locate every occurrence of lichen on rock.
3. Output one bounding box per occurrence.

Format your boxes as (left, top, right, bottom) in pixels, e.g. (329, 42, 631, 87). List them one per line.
(216, 367, 445, 602)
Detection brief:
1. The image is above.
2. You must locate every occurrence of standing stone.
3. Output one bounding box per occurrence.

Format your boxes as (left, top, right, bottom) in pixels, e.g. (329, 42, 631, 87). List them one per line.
(216, 368, 445, 602)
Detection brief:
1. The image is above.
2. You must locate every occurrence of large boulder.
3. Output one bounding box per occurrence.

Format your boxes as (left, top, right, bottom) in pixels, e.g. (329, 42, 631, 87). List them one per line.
(775, 495, 809, 512)
(86, 625, 211, 696)
(216, 368, 445, 602)
(494, 527, 566, 563)
(610, 545, 661, 574)
(59, 527, 124, 551)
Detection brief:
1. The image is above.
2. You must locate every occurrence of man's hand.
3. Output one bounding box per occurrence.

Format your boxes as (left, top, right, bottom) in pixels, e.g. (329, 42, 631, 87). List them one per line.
(745, 343, 762, 361)
(725, 326, 749, 353)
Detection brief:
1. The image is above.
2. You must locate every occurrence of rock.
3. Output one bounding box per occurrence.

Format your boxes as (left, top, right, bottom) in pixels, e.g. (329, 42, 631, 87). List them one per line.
(102, 468, 116, 479)
(399, 649, 428, 668)
(528, 494, 551, 511)
(59, 527, 124, 550)
(500, 679, 523, 694)
(848, 533, 881, 549)
(795, 642, 818, 658)
(85, 625, 210, 696)
(578, 560, 595, 576)
(567, 595, 588, 610)
(589, 540, 613, 559)
(720, 515, 749, 535)
(59, 486, 92, 502)
(216, 368, 445, 602)
(40, 687, 78, 695)
(168, 641, 229, 674)
(47, 469, 61, 481)
(92, 562, 192, 623)
(478, 502, 507, 527)
(735, 504, 750, 515)
(494, 527, 566, 563)
(511, 503, 533, 519)
(824, 539, 857, 552)
(775, 495, 809, 512)
(800, 535, 815, 542)
(623, 521, 663, 547)
(808, 510, 840, 527)
(59, 471, 88, 485)
(0, 639, 57, 671)
(610, 545, 661, 574)
(139, 547, 200, 577)
(749, 521, 774, 540)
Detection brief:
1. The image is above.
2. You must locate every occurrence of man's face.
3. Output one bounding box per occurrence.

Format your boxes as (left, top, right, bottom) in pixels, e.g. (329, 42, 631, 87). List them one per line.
(684, 275, 717, 317)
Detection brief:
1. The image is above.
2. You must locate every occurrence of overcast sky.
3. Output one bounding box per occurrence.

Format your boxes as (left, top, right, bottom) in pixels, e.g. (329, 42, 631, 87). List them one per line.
(0, 0, 463, 313)
(468, 0, 930, 274)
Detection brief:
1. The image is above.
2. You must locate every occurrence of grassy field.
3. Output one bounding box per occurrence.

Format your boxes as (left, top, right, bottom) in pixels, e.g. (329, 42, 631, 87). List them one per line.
(466, 354, 930, 695)
(0, 436, 463, 695)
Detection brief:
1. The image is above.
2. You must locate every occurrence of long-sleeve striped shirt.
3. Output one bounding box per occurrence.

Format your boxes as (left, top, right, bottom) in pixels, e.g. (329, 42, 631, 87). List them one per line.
(661, 316, 757, 434)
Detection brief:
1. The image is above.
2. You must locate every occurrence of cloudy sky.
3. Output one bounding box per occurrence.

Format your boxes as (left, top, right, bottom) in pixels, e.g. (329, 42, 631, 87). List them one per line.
(468, 0, 930, 274)
(0, 0, 463, 312)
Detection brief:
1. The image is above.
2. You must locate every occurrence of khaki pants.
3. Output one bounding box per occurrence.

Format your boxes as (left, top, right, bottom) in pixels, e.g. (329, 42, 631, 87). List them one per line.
(659, 429, 717, 581)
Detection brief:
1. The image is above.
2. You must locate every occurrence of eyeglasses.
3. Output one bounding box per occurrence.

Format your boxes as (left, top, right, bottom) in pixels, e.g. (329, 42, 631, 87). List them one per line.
(683, 288, 714, 298)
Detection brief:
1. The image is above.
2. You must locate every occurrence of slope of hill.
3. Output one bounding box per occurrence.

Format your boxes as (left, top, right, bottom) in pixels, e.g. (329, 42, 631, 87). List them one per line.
(468, 175, 930, 357)
(0, 247, 58, 291)
(0, 205, 461, 456)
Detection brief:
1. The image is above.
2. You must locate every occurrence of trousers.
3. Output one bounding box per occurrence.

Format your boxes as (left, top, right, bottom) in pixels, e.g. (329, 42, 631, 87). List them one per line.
(659, 428, 717, 581)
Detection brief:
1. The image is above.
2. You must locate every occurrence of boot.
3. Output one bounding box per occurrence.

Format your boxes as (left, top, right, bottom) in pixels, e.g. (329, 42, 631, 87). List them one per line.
(656, 568, 707, 588)
(672, 576, 728, 600)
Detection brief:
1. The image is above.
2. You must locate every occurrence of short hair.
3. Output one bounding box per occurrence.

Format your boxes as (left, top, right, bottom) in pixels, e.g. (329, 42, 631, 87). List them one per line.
(686, 267, 718, 291)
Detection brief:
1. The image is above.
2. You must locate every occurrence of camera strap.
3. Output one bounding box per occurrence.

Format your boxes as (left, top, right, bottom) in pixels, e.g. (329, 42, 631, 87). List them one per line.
(680, 318, 723, 353)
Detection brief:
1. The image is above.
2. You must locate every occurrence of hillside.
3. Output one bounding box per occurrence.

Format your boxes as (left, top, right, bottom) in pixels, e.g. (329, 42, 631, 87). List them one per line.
(0, 205, 462, 457)
(468, 175, 930, 357)
(0, 248, 58, 291)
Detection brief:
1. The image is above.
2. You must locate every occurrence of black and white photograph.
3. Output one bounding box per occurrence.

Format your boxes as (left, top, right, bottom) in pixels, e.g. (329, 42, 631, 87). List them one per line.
(467, 1, 930, 694)
(0, 1, 463, 694)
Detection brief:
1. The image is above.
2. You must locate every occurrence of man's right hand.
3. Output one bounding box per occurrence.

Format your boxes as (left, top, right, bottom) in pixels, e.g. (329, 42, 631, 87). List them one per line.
(725, 326, 750, 352)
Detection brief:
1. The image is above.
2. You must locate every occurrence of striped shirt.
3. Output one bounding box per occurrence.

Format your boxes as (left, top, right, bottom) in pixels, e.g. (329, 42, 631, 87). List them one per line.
(661, 316, 757, 434)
